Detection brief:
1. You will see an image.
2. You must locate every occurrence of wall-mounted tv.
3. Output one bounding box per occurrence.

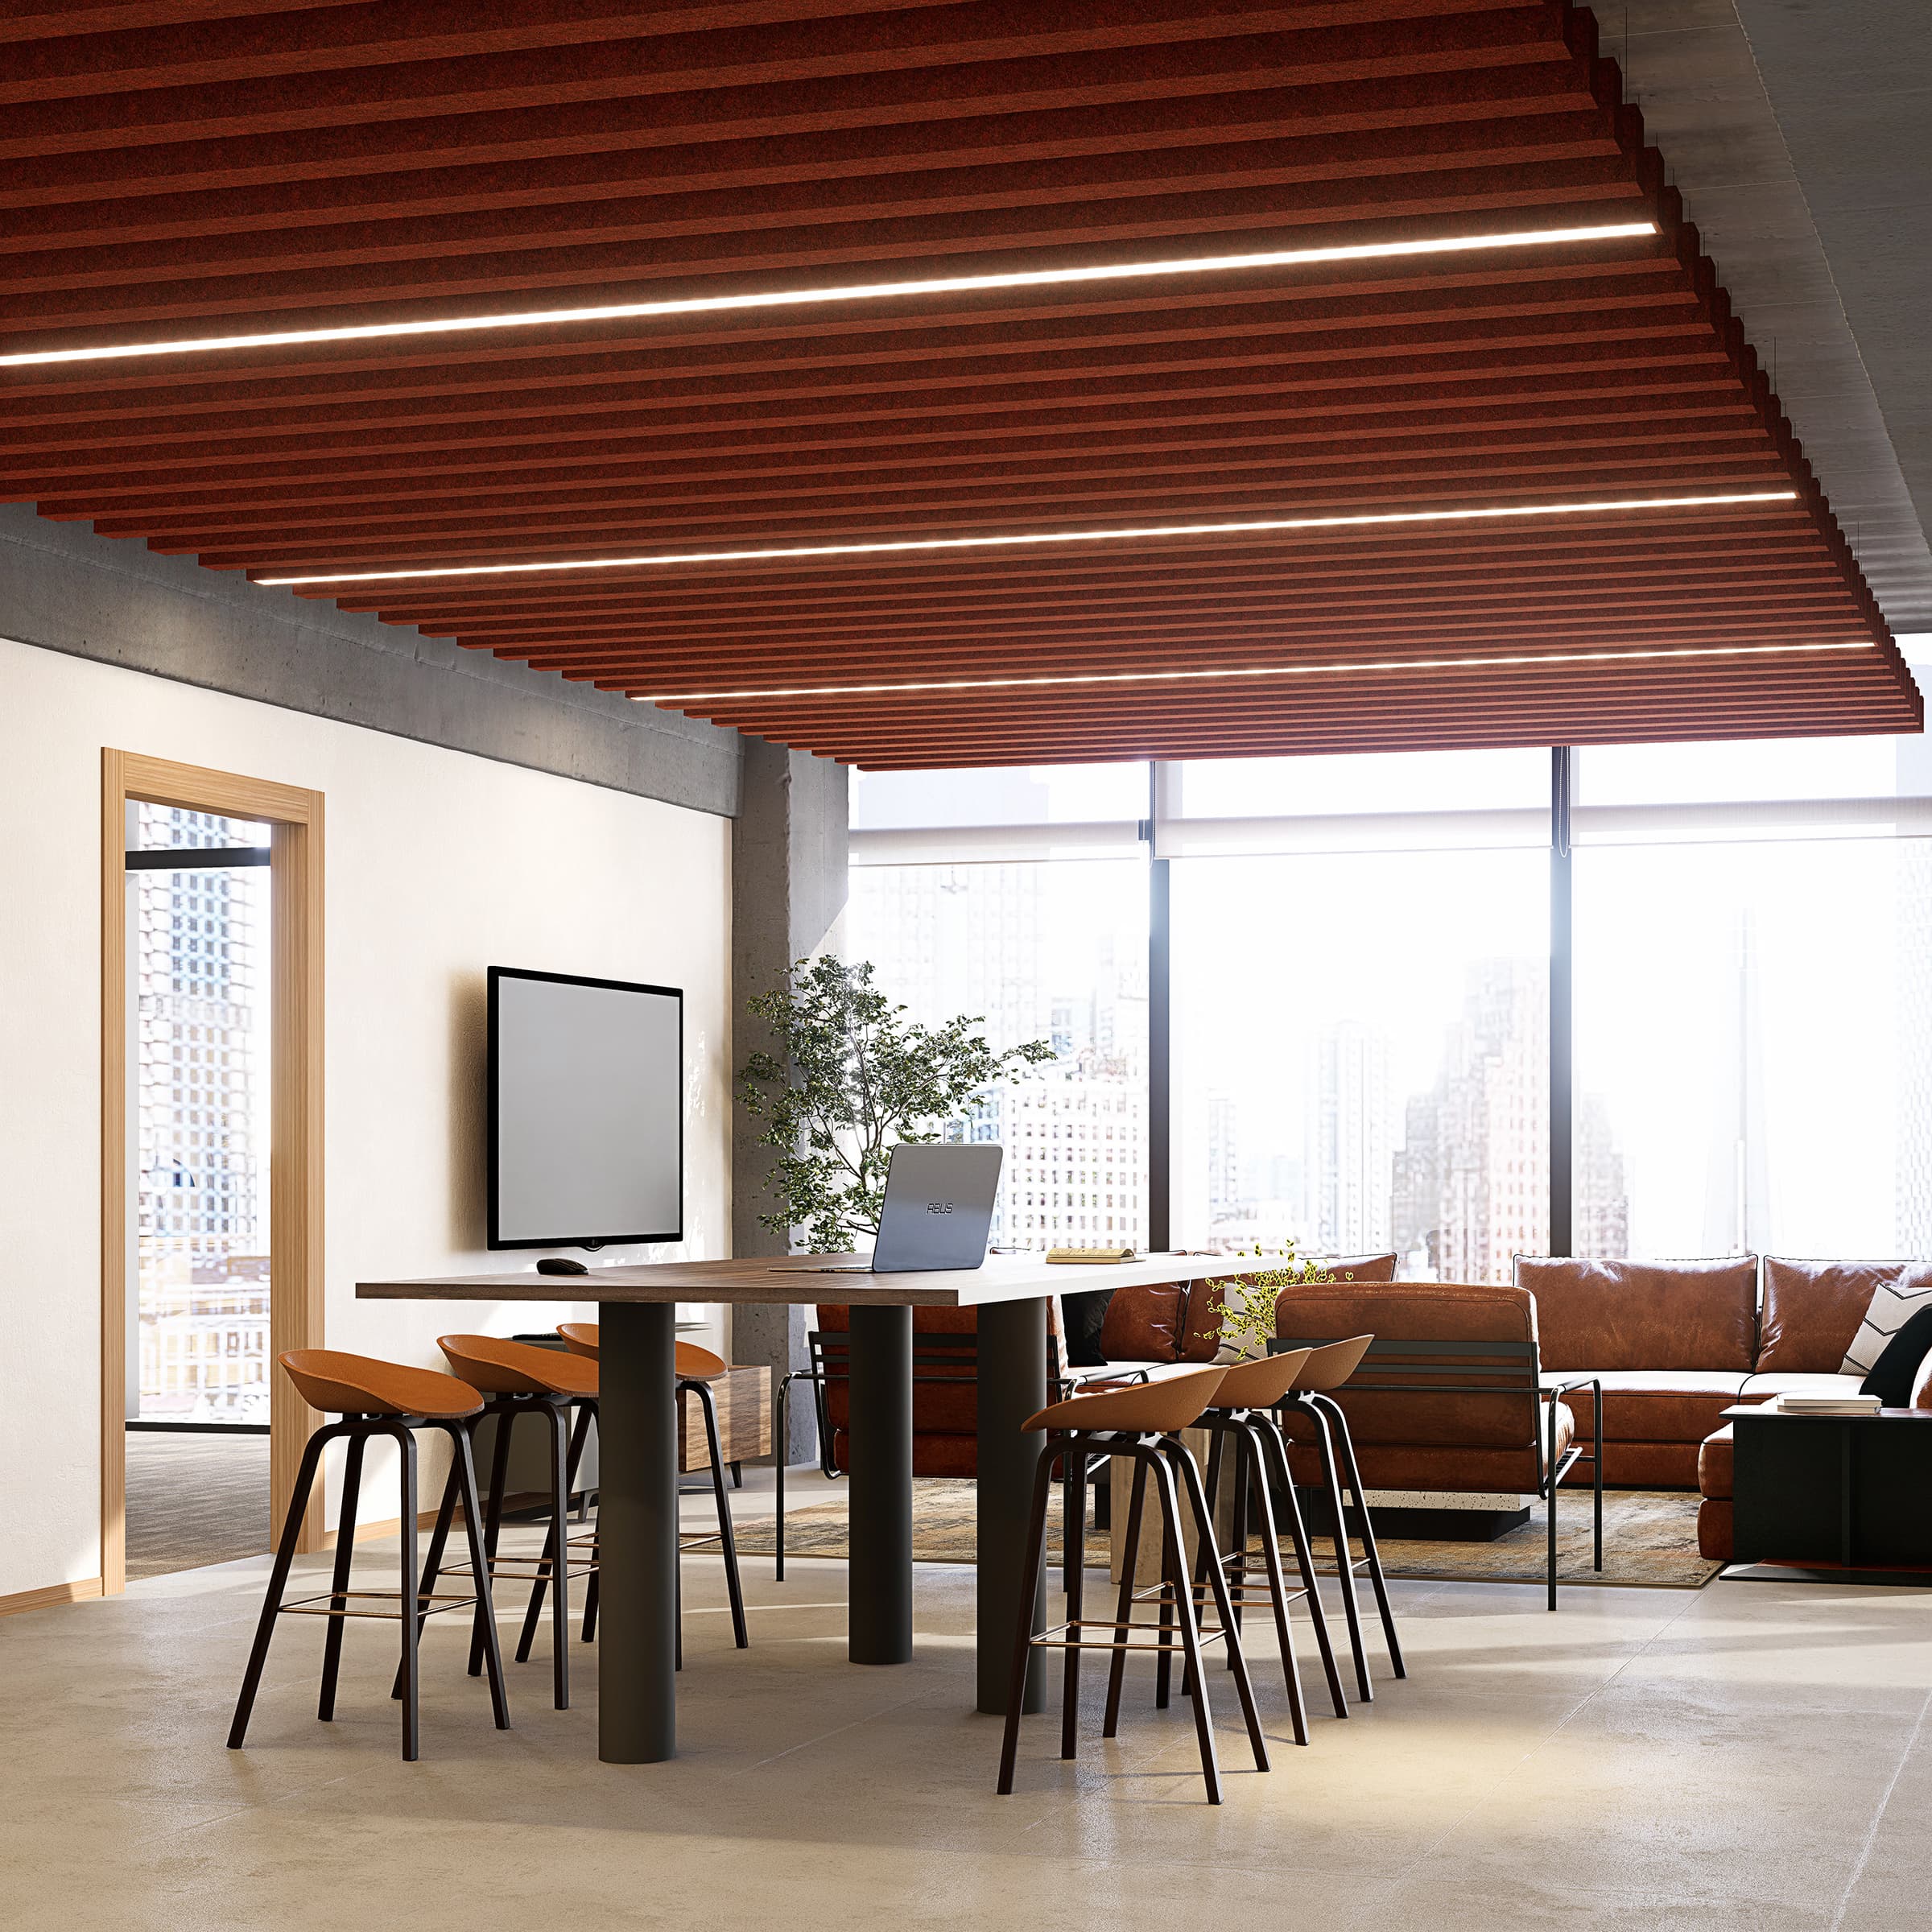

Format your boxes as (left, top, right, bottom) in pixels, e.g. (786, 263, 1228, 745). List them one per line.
(487, 966, 683, 1250)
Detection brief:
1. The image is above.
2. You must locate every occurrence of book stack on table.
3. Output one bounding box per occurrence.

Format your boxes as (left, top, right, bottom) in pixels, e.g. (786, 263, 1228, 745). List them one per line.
(1768, 1391, 1884, 1416)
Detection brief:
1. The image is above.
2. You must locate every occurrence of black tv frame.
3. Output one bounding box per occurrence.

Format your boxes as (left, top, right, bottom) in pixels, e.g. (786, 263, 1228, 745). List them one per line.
(485, 964, 684, 1251)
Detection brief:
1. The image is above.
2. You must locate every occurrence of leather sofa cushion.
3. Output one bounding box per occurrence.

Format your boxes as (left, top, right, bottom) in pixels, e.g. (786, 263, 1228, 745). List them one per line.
(1583, 1440, 1700, 1490)
(1100, 1283, 1186, 1364)
(1738, 1372, 1864, 1402)
(1758, 1258, 1932, 1373)
(816, 1302, 997, 1435)
(1698, 1424, 1735, 1500)
(1514, 1254, 1757, 1371)
(828, 1427, 976, 1480)
(1554, 1372, 1748, 1445)
(1176, 1255, 1401, 1362)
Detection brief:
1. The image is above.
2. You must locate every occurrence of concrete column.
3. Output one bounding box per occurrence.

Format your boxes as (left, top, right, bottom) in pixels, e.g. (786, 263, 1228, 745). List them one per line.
(729, 740, 849, 1462)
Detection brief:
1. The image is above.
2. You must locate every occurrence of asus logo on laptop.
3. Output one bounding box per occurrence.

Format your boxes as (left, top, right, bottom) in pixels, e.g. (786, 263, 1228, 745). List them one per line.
(926, 1200, 954, 1214)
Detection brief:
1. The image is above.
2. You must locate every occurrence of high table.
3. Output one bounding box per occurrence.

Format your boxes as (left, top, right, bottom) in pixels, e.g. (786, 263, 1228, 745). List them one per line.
(357, 1251, 1235, 1762)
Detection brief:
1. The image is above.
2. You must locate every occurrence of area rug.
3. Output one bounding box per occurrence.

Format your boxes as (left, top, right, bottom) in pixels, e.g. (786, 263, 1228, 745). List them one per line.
(730, 1480, 1719, 1591)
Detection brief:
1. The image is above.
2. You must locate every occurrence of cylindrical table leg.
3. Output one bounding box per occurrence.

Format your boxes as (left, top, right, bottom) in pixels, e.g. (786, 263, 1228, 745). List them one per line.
(848, 1303, 913, 1665)
(598, 1301, 679, 1763)
(976, 1295, 1047, 1715)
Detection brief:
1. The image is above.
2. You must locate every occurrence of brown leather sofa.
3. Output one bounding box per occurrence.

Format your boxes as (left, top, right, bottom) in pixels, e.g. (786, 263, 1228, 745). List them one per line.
(1518, 1255, 1922, 1490)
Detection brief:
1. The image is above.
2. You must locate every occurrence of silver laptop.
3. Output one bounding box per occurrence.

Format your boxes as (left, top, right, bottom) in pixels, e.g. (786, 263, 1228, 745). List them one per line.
(786, 1142, 1003, 1274)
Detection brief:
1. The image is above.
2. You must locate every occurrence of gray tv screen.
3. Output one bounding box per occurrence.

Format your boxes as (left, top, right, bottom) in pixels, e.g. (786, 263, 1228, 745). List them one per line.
(487, 966, 683, 1249)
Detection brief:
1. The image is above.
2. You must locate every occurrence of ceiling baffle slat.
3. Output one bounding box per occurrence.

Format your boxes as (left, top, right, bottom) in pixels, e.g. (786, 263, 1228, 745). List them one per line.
(0, 0, 1918, 765)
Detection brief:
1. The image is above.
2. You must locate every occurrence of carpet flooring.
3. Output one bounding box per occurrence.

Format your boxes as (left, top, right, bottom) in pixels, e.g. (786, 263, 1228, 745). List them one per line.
(733, 1480, 1719, 1590)
(124, 1430, 270, 1580)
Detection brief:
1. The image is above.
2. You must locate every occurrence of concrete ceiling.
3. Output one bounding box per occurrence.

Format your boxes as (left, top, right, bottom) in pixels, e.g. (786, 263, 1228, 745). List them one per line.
(1624, 0, 1932, 631)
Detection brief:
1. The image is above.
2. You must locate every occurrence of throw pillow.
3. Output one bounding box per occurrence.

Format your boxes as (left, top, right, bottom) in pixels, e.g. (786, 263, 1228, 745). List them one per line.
(1842, 1278, 1932, 1379)
(1859, 1302, 1932, 1406)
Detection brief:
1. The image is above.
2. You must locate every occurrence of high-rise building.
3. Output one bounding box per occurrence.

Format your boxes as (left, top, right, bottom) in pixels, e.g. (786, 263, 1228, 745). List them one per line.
(1389, 958, 1550, 1282)
(1307, 1020, 1394, 1254)
(1207, 1091, 1242, 1225)
(849, 862, 1148, 1252)
(134, 807, 271, 1423)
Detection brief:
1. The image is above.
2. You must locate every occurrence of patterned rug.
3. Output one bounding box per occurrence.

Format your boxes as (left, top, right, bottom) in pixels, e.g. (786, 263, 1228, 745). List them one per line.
(733, 1480, 1719, 1591)
(125, 1430, 270, 1579)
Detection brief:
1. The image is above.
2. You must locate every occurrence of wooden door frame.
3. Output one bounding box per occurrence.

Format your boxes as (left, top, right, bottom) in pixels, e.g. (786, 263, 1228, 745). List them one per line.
(101, 750, 325, 1593)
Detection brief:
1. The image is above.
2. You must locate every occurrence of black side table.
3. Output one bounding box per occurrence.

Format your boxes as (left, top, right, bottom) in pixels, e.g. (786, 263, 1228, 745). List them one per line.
(1724, 1404, 1932, 1575)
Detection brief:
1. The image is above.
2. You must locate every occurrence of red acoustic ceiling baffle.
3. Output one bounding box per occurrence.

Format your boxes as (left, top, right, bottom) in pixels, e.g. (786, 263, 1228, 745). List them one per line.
(0, 0, 1918, 767)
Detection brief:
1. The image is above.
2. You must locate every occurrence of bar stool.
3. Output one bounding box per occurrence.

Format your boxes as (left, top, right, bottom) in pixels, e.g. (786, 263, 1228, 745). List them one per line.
(997, 1365, 1270, 1806)
(1274, 1335, 1408, 1701)
(1184, 1348, 1349, 1744)
(434, 1334, 598, 1710)
(227, 1349, 509, 1762)
(549, 1323, 749, 1662)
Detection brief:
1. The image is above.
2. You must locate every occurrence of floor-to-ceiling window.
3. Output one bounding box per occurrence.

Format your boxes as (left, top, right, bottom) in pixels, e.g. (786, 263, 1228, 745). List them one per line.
(848, 765, 1150, 1251)
(1162, 749, 1554, 1278)
(846, 663, 1932, 1269)
(1571, 730, 1932, 1260)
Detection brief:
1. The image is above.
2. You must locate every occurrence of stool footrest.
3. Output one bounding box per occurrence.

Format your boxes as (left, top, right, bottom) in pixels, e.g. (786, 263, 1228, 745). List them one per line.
(279, 1589, 478, 1622)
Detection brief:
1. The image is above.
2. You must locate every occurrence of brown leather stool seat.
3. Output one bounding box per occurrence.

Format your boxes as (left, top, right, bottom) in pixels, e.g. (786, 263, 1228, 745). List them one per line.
(229, 1351, 508, 1762)
(998, 1364, 1271, 1806)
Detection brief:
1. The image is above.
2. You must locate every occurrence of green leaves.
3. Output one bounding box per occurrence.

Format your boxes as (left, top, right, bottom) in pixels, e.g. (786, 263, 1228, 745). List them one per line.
(1213, 1242, 1335, 1361)
(736, 955, 1053, 1253)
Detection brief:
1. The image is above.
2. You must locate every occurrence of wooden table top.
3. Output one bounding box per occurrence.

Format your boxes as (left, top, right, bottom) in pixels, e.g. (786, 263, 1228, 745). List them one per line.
(356, 1250, 1241, 1307)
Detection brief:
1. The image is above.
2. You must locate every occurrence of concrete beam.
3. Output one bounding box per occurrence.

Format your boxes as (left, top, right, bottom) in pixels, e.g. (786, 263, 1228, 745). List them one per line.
(0, 504, 741, 818)
(729, 738, 851, 1461)
(1622, 0, 1932, 631)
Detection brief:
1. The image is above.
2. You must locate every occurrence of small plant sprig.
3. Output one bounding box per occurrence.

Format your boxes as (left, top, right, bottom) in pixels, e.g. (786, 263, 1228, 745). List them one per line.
(1214, 1241, 1337, 1362)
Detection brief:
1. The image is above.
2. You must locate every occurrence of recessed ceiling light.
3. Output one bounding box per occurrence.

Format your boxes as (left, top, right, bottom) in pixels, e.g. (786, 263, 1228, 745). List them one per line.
(631, 640, 1875, 706)
(1, 221, 1657, 369)
(254, 491, 1798, 587)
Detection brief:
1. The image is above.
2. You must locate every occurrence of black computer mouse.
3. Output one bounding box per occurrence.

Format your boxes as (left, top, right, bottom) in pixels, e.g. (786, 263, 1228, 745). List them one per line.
(535, 1256, 589, 1276)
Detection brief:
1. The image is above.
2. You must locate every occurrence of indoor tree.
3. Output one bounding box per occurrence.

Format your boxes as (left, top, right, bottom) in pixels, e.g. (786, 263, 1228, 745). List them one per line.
(737, 953, 1053, 1253)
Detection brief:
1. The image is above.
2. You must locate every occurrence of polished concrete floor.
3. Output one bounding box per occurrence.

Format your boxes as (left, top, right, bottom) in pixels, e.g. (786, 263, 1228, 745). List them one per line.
(5, 1470, 1930, 1931)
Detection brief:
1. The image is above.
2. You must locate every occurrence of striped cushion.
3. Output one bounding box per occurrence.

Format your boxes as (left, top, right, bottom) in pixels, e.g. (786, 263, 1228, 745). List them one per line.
(1843, 1280, 1932, 1377)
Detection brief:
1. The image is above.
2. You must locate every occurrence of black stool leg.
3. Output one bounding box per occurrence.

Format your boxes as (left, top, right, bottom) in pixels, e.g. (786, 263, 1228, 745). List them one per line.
(693, 1378, 748, 1649)
(1236, 1417, 1308, 1746)
(1300, 1395, 1373, 1703)
(1102, 1451, 1150, 1739)
(469, 1402, 515, 1679)
(394, 1425, 422, 1761)
(1183, 1426, 1228, 1701)
(229, 1422, 334, 1749)
(391, 1447, 463, 1703)
(1169, 1439, 1268, 1773)
(1154, 1465, 1179, 1712)
(1312, 1392, 1406, 1678)
(1150, 1451, 1221, 1804)
(444, 1420, 510, 1728)
(541, 1397, 571, 1708)
(517, 1399, 595, 1662)
(1257, 1414, 1348, 1719)
(995, 1443, 1061, 1795)
(1060, 1443, 1084, 1761)
(316, 1430, 366, 1722)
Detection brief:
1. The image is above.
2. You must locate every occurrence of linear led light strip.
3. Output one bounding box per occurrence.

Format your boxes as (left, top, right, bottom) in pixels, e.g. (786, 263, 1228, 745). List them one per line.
(0, 221, 1657, 369)
(634, 640, 1875, 705)
(256, 491, 1798, 587)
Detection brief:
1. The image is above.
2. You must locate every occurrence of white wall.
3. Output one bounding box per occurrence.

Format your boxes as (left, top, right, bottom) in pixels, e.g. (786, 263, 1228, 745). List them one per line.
(0, 636, 732, 1599)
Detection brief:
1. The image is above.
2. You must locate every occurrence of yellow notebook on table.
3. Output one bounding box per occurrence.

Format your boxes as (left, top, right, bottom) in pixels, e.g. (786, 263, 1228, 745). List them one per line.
(1046, 1245, 1137, 1264)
